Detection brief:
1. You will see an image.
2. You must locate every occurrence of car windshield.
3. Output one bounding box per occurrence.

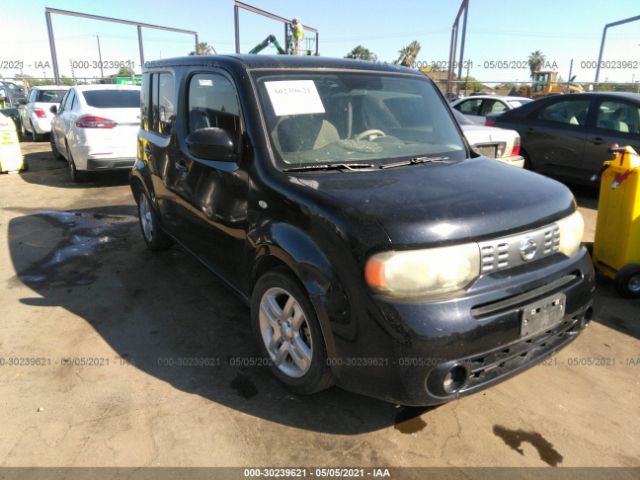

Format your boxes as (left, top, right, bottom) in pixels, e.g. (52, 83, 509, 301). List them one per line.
(36, 90, 67, 103)
(253, 71, 466, 168)
(81, 90, 140, 108)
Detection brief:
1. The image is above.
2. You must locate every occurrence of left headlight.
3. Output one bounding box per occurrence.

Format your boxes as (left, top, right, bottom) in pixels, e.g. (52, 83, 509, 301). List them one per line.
(365, 243, 480, 299)
(556, 210, 584, 257)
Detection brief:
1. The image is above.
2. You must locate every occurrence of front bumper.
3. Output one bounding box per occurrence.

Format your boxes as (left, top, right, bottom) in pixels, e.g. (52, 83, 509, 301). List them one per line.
(328, 249, 595, 406)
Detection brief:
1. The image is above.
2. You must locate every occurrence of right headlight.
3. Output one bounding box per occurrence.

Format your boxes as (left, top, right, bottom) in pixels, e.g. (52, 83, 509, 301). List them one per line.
(556, 210, 585, 257)
(364, 243, 480, 299)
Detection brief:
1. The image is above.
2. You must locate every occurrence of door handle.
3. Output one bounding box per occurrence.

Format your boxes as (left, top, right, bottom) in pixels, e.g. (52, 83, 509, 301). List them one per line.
(591, 137, 604, 146)
(175, 158, 188, 174)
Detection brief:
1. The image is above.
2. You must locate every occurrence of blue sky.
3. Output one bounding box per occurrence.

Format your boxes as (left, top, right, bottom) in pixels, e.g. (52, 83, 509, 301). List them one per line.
(1, 0, 639, 84)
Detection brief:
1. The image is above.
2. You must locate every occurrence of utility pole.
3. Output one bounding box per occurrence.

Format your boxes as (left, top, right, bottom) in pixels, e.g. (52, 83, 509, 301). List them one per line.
(96, 35, 104, 78)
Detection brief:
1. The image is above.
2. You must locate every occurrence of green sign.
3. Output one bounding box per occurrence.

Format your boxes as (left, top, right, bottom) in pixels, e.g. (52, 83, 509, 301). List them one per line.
(115, 76, 142, 86)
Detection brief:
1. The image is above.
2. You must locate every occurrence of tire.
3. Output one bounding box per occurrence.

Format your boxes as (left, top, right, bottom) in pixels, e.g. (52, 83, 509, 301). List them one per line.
(615, 264, 640, 298)
(66, 144, 87, 183)
(50, 135, 64, 160)
(31, 128, 46, 142)
(522, 148, 533, 170)
(251, 269, 334, 395)
(137, 190, 173, 250)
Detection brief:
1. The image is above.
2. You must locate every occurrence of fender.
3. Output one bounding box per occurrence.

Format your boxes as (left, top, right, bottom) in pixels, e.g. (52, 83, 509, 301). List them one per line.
(249, 222, 354, 361)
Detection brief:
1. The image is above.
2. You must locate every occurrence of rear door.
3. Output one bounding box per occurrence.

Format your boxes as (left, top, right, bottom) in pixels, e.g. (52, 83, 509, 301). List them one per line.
(521, 97, 593, 180)
(167, 71, 249, 289)
(583, 97, 640, 176)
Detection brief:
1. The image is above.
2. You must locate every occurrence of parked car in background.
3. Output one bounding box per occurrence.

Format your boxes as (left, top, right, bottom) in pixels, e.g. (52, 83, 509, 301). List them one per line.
(50, 85, 141, 182)
(130, 55, 594, 406)
(20, 85, 69, 141)
(487, 92, 640, 184)
(0, 80, 27, 140)
(453, 110, 524, 168)
(452, 95, 532, 124)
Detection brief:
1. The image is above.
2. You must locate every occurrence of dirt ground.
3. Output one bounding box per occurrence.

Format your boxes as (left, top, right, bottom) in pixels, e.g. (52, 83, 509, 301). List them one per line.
(0, 141, 638, 469)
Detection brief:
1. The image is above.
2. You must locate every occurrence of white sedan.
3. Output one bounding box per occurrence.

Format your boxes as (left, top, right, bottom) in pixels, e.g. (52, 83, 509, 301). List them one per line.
(451, 95, 532, 124)
(20, 85, 69, 141)
(453, 110, 524, 168)
(50, 85, 141, 182)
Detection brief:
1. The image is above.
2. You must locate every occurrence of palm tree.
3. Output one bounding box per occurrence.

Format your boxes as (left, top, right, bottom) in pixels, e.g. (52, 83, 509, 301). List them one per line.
(395, 40, 421, 67)
(528, 50, 546, 78)
(190, 42, 216, 56)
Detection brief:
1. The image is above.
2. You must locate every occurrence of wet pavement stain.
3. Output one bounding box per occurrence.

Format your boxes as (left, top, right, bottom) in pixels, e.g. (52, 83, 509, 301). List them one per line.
(393, 406, 428, 434)
(14, 210, 136, 289)
(230, 372, 258, 400)
(493, 425, 564, 466)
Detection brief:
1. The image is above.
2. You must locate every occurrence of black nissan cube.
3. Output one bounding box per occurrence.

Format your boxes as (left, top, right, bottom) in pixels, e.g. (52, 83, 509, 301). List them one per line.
(130, 55, 595, 406)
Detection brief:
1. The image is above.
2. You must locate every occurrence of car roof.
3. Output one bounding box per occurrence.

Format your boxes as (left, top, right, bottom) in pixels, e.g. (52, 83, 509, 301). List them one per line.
(73, 84, 141, 91)
(31, 85, 70, 90)
(144, 54, 422, 76)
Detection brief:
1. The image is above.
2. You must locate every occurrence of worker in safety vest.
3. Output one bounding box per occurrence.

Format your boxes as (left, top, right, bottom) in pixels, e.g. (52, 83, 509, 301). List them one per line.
(291, 18, 304, 55)
(0, 86, 7, 109)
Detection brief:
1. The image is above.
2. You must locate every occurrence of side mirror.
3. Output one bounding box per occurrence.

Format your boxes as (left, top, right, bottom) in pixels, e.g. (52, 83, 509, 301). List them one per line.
(49, 105, 58, 114)
(185, 127, 236, 161)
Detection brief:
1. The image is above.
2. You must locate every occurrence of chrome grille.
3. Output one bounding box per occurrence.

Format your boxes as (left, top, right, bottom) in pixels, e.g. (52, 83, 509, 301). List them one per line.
(479, 224, 561, 274)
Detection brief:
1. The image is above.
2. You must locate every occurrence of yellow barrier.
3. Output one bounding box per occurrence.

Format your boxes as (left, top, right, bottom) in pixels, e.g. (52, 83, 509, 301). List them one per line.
(0, 113, 25, 174)
(593, 145, 640, 297)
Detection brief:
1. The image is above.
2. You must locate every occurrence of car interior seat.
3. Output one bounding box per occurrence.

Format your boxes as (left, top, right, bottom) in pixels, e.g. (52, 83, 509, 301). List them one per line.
(271, 115, 340, 153)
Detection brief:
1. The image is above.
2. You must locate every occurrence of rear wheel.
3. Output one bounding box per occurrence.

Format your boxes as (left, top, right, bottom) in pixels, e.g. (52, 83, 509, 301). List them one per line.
(251, 269, 334, 394)
(137, 191, 173, 250)
(31, 128, 46, 142)
(66, 144, 87, 183)
(522, 148, 533, 170)
(615, 264, 640, 298)
(50, 135, 64, 160)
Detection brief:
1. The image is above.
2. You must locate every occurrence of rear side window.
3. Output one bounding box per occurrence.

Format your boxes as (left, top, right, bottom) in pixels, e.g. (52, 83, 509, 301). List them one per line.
(456, 98, 482, 115)
(36, 90, 67, 103)
(596, 100, 640, 135)
(188, 73, 241, 144)
(82, 90, 140, 108)
(152, 73, 175, 136)
(536, 99, 591, 126)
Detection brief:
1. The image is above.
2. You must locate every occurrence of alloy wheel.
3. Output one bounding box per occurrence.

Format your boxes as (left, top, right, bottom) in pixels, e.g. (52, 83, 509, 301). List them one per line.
(259, 287, 313, 378)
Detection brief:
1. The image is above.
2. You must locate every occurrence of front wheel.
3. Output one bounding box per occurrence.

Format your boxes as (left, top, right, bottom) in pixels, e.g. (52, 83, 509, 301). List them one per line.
(137, 191, 173, 250)
(66, 145, 86, 183)
(251, 269, 334, 395)
(615, 264, 640, 298)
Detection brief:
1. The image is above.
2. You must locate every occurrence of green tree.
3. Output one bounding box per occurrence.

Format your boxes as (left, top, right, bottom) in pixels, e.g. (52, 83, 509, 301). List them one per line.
(528, 50, 546, 79)
(462, 75, 485, 93)
(189, 42, 215, 56)
(345, 45, 377, 62)
(394, 40, 421, 67)
(117, 66, 135, 77)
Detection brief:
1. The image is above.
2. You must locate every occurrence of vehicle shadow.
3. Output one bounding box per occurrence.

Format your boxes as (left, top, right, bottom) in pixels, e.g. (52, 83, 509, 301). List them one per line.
(7, 205, 433, 434)
(19, 148, 130, 189)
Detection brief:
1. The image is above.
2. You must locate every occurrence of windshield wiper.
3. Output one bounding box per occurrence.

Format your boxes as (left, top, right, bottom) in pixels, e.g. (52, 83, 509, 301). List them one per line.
(380, 156, 452, 169)
(283, 163, 375, 172)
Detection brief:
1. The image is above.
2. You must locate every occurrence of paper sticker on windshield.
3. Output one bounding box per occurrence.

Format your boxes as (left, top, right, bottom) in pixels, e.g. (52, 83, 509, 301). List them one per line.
(264, 80, 325, 116)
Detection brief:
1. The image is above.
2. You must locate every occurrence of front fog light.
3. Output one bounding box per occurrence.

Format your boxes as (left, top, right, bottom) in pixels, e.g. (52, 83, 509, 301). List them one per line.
(557, 210, 584, 257)
(365, 243, 480, 298)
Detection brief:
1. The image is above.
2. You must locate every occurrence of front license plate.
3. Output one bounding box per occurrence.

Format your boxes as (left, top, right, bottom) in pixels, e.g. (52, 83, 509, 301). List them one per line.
(521, 293, 566, 337)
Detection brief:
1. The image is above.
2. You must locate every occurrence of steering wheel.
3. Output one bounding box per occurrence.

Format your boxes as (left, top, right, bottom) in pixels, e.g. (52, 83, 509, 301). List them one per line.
(355, 129, 386, 141)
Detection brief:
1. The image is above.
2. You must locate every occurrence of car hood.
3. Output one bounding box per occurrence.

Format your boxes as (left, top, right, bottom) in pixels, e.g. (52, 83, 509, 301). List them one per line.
(285, 157, 575, 248)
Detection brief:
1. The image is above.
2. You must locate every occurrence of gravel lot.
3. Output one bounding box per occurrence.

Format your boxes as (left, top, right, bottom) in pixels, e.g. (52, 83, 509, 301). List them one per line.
(0, 141, 638, 468)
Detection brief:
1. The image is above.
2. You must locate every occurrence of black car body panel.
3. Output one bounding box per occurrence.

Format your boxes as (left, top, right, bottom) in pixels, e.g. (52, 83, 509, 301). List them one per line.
(130, 55, 594, 405)
(490, 92, 640, 184)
